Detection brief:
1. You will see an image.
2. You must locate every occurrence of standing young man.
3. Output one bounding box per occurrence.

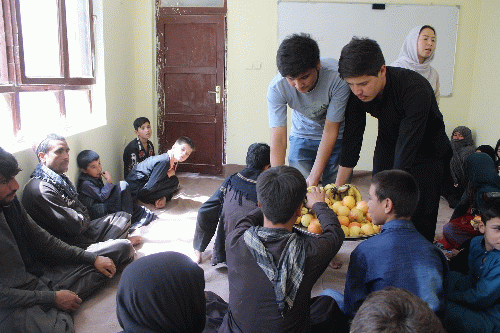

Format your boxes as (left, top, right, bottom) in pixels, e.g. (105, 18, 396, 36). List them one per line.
(335, 37, 451, 242)
(267, 33, 350, 186)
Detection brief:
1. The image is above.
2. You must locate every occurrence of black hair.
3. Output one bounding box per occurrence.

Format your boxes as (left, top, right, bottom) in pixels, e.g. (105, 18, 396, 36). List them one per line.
(338, 37, 385, 79)
(481, 198, 500, 225)
(371, 170, 419, 219)
(246, 143, 270, 170)
(0, 147, 21, 182)
(133, 117, 151, 131)
(35, 133, 66, 161)
(276, 33, 320, 78)
(476, 145, 496, 163)
(495, 139, 500, 159)
(350, 287, 445, 333)
(420, 25, 436, 34)
(175, 136, 195, 150)
(77, 150, 100, 170)
(256, 166, 307, 224)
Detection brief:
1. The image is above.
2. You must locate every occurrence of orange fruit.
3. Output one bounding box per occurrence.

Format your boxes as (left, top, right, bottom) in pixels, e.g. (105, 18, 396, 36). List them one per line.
(337, 205, 350, 217)
(365, 212, 372, 222)
(308, 221, 323, 234)
(356, 201, 368, 214)
(338, 215, 350, 226)
(342, 196, 356, 209)
(349, 222, 361, 228)
(348, 208, 364, 222)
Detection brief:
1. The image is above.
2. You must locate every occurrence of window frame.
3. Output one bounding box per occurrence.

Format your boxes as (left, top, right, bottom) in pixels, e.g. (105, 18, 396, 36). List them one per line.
(0, 0, 96, 138)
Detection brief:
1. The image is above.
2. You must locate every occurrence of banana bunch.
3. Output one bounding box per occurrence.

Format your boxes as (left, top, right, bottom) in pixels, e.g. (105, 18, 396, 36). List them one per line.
(322, 183, 362, 203)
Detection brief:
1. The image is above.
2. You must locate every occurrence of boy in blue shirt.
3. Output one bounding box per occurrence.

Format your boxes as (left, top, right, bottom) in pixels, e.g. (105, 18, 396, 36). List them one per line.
(77, 150, 156, 231)
(445, 197, 500, 332)
(123, 117, 155, 178)
(322, 170, 448, 320)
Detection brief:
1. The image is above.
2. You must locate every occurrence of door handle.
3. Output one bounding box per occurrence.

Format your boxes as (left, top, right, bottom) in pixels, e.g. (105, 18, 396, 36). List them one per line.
(208, 86, 221, 104)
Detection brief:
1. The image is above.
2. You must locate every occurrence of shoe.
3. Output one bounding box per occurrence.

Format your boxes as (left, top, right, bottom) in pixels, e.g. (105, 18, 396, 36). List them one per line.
(130, 208, 157, 232)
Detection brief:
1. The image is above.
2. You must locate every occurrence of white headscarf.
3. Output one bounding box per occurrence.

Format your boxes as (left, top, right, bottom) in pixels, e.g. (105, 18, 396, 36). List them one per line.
(391, 26, 440, 101)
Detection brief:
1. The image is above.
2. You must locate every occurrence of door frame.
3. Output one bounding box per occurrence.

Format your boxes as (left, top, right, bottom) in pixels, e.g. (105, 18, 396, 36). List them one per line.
(155, 2, 227, 174)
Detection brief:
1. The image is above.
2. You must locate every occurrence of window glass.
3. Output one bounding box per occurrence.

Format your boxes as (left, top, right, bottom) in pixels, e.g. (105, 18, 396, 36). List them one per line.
(19, 91, 62, 137)
(0, 94, 14, 145)
(66, 0, 93, 77)
(65, 89, 91, 126)
(19, 0, 61, 78)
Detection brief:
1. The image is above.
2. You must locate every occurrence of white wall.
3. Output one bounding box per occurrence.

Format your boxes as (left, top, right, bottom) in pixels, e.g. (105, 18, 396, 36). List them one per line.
(468, 0, 500, 148)
(226, 0, 483, 170)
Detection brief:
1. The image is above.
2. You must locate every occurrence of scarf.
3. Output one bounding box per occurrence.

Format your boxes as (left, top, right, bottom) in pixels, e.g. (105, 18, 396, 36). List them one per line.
(466, 152, 500, 211)
(244, 226, 306, 316)
(390, 26, 439, 96)
(116, 251, 207, 333)
(450, 126, 475, 185)
(30, 163, 78, 200)
(222, 167, 262, 205)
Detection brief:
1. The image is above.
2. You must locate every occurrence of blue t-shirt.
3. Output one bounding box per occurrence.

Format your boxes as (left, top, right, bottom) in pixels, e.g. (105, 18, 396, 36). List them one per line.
(267, 58, 350, 140)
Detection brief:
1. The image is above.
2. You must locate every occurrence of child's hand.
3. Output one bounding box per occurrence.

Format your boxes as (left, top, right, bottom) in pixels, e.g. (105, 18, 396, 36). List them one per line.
(305, 186, 325, 209)
(167, 169, 175, 177)
(102, 171, 113, 184)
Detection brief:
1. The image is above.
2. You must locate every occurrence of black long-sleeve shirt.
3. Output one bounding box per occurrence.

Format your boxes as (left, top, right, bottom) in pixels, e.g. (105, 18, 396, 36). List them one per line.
(340, 66, 450, 173)
(125, 153, 171, 198)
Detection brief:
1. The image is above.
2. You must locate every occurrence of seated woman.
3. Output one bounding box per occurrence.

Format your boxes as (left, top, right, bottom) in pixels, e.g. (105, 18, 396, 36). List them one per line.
(436, 152, 500, 250)
(476, 144, 496, 163)
(442, 126, 475, 208)
(116, 251, 227, 333)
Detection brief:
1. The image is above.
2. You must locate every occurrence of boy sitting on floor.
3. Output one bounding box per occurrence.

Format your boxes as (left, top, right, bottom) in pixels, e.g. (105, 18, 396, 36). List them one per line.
(219, 165, 346, 333)
(123, 117, 155, 178)
(193, 142, 270, 265)
(76, 150, 156, 231)
(126, 136, 194, 209)
(444, 197, 500, 333)
(321, 170, 448, 321)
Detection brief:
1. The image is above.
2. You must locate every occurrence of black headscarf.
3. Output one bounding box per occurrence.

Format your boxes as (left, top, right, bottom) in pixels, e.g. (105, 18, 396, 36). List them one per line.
(467, 152, 500, 210)
(450, 126, 475, 185)
(451, 152, 500, 219)
(116, 251, 206, 333)
(476, 145, 496, 163)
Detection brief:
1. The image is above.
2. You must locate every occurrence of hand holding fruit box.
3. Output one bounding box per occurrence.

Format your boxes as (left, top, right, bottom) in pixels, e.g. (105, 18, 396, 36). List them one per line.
(296, 184, 381, 238)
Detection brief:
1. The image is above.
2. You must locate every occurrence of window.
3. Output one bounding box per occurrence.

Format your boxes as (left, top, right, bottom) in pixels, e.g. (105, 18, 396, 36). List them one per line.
(0, 0, 104, 150)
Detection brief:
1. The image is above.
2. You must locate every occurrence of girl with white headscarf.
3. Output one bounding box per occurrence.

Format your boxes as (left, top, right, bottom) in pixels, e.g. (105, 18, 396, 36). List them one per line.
(391, 25, 440, 102)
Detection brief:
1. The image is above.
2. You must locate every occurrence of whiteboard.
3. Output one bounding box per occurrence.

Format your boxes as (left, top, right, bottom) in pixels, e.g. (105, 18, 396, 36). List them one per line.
(278, 2, 459, 97)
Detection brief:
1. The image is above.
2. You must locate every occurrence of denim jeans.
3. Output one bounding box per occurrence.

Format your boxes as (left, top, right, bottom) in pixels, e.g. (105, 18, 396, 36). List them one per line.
(288, 135, 342, 185)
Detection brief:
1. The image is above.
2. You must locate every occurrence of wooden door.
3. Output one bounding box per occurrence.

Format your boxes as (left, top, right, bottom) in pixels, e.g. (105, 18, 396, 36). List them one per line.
(157, 7, 226, 175)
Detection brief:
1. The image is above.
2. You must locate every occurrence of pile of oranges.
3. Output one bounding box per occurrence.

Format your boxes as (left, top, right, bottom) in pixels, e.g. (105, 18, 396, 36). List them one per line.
(296, 184, 381, 237)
